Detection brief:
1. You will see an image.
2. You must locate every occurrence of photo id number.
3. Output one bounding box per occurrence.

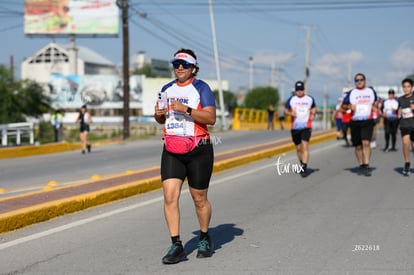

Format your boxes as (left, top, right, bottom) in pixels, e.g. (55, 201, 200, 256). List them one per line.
(352, 244, 380, 252)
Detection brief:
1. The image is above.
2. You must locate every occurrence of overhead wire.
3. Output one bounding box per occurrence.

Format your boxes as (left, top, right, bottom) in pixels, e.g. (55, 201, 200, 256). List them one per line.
(3, 1, 413, 90)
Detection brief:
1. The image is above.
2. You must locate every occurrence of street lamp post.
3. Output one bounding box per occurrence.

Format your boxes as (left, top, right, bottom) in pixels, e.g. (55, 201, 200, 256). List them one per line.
(208, 0, 226, 129)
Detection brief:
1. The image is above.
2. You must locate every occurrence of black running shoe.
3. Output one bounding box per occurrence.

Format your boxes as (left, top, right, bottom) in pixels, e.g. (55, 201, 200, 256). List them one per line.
(82, 150, 85, 155)
(363, 166, 372, 177)
(300, 169, 308, 178)
(196, 236, 214, 258)
(87, 144, 91, 153)
(162, 242, 186, 264)
(403, 163, 410, 176)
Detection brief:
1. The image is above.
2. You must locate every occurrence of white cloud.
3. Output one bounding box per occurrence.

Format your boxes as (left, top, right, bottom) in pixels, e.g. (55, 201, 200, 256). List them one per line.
(373, 42, 414, 85)
(313, 51, 364, 76)
(252, 50, 295, 65)
(390, 42, 414, 71)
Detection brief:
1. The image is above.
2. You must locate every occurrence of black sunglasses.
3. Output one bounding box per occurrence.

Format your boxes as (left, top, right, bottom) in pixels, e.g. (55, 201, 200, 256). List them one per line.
(354, 78, 365, 82)
(172, 60, 192, 69)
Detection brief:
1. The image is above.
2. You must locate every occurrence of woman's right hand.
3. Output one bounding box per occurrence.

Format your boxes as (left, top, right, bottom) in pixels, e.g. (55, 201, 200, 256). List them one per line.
(154, 102, 168, 116)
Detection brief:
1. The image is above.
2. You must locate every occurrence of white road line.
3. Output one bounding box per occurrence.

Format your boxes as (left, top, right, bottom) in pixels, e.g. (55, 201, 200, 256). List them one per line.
(0, 140, 338, 250)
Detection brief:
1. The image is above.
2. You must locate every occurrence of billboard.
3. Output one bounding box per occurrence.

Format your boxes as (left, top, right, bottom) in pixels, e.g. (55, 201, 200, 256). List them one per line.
(24, 0, 119, 35)
(48, 73, 229, 116)
(48, 74, 145, 109)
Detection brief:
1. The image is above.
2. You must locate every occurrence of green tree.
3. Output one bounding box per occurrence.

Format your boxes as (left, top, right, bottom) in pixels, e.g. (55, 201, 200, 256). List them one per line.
(213, 90, 238, 114)
(243, 86, 279, 109)
(0, 64, 51, 124)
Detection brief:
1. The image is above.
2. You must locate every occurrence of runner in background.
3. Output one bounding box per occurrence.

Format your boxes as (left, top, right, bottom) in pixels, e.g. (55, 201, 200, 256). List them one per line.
(341, 92, 352, 147)
(285, 80, 317, 178)
(382, 89, 399, 152)
(397, 78, 414, 176)
(333, 97, 343, 140)
(342, 73, 378, 176)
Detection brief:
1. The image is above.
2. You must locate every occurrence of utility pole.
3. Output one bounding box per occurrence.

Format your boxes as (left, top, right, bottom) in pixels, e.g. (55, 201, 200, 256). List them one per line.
(9, 55, 14, 82)
(347, 62, 352, 88)
(249, 56, 253, 90)
(208, 0, 226, 130)
(121, 0, 130, 139)
(304, 25, 313, 86)
(271, 60, 276, 88)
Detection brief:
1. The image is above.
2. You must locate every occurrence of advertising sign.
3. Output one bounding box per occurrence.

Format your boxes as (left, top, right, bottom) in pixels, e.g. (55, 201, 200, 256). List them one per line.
(24, 0, 119, 35)
(48, 74, 144, 109)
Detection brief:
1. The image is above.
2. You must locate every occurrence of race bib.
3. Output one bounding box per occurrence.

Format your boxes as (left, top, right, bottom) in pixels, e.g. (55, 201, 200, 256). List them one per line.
(296, 106, 309, 119)
(402, 107, 414, 119)
(165, 112, 186, 135)
(355, 104, 371, 117)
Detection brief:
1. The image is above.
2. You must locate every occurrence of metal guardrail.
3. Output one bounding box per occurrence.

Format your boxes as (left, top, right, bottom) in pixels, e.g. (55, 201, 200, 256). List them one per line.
(0, 122, 34, 146)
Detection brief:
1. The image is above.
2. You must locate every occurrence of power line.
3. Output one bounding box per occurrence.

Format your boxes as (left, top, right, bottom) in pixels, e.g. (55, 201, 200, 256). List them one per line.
(130, 1, 414, 14)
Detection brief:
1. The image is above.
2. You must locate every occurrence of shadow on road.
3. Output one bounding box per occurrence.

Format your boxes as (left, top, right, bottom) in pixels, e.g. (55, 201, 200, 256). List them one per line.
(306, 167, 320, 176)
(185, 223, 244, 255)
(394, 167, 414, 176)
(344, 166, 377, 175)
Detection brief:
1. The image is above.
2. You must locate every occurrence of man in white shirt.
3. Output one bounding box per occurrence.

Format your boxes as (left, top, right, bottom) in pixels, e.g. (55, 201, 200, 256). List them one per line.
(342, 73, 378, 176)
(284, 81, 317, 177)
(382, 89, 399, 152)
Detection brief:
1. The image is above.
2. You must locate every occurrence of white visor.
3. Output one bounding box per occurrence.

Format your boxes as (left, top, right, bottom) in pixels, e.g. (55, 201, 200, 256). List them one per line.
(173, 53, 197, 65)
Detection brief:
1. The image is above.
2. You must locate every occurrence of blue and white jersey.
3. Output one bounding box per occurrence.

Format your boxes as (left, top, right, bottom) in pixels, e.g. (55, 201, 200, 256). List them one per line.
(285, 94, 316, 129)
(161, 78, 216, 137)
(382, 98, 399, 119)
(343, 87, 377, 121)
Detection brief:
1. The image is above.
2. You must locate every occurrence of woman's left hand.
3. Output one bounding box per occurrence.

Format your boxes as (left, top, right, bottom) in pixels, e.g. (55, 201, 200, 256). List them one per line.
(170, 100, 186, 113)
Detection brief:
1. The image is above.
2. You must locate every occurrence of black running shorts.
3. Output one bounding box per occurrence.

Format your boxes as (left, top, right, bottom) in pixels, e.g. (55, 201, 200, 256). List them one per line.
(400, 127, 414, 142)
(291, 128, 312, 145)
(161, 143, 214, 190)
(350, 120, 374, 146)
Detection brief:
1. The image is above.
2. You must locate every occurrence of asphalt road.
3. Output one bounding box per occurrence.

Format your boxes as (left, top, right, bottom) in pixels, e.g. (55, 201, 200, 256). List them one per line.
(0, 130, 291, 197)
(1, 137, 413, 274)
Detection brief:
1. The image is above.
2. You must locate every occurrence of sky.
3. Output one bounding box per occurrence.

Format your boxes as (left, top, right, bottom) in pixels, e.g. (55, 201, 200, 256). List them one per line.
(1, 0, 414, 105)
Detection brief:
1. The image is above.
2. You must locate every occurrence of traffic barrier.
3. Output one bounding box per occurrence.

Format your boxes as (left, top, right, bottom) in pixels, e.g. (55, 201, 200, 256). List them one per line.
(0, 122, 34, 146)
(232, 107, 291, 130)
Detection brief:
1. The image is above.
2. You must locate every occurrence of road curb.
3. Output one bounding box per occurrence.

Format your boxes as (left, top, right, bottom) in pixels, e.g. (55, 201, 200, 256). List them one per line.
(0, 131, 336, 233)
(0, 142, 82, 159)
(0, 139, 122, 159)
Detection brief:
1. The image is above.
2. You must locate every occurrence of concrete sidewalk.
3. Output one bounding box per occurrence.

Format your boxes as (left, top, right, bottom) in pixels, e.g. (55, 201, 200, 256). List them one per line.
(0, 130, 336, 233)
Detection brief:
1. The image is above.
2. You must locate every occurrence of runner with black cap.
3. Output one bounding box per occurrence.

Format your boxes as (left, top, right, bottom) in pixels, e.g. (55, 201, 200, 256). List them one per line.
(284, 80, 317, 177)
(382, 88, 399, 152)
